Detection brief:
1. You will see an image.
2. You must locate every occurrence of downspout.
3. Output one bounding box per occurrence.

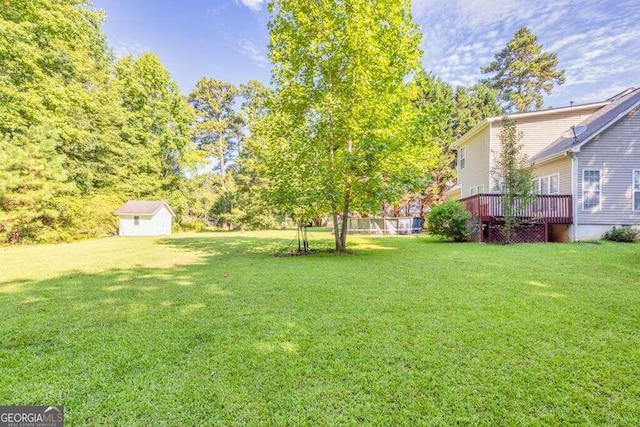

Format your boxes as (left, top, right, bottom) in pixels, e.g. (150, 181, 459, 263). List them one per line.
(488, 124, 493, 191)
(571, 151, 579, 242)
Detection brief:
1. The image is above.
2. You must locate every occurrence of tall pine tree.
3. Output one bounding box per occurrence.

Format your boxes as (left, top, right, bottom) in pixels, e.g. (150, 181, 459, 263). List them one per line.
(188, 78, 243, 188)
(481, 27, 565, 112)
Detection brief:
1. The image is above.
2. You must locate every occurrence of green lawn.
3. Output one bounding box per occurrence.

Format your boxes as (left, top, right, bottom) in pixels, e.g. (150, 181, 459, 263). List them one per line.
(1, 230, 639, 425)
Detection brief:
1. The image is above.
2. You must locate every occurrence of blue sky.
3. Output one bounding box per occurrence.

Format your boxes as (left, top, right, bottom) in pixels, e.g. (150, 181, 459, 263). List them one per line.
(92, 0, 640, 108)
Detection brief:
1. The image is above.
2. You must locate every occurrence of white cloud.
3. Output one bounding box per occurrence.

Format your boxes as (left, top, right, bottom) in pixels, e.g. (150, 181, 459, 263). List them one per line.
(207, 5, 225, 16)
(236, 0, 265, 12)
(111, 39, 148, 59)
(413, 0, 640, 108)
(238, 39, 269, 67)
(546, 32, 592, 54)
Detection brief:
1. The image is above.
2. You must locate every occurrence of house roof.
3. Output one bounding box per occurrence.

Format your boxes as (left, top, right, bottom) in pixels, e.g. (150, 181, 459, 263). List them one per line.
(114, 200, 175, 217)
(530, 87, 640, 163)
(451, 100, 610, 149)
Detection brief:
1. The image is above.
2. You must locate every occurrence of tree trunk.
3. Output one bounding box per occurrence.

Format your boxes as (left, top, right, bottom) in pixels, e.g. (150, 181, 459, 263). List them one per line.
(332, 204, 341, 251)
(337, 187, 351, 252)
(218, 135, 226, 188)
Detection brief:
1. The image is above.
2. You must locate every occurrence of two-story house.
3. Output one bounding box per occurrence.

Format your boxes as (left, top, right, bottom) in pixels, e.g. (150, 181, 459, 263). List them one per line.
(450, 87, 640, 242)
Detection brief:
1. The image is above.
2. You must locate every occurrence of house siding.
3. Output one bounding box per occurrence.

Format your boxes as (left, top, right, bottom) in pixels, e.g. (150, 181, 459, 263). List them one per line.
(533, 156, 572, 194)
(457, 127, 490, 198)
(490, 109, 598, 159)
(577, 107, 640, 226)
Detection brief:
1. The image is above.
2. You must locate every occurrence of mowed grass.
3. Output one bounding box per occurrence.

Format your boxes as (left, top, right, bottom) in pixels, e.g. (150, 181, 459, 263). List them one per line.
(1, 230, 639, 425)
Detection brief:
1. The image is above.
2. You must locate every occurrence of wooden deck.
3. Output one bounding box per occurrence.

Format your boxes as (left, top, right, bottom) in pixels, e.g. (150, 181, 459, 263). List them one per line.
(460, 194, 573, 224)
(459, 194, 573, 243)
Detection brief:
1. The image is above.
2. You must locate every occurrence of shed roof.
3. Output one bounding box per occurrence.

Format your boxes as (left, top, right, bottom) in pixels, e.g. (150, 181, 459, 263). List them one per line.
(114, 200, 175, 217)
(531, 87, 640, 163)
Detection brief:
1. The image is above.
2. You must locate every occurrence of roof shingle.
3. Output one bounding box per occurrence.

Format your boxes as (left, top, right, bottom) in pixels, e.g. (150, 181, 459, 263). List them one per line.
(114, 200, 174, 216)
(531, 87, 640, 163)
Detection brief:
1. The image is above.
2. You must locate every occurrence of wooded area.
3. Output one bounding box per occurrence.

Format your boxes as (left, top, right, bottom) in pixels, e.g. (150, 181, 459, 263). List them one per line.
(0, 1, 563, 247)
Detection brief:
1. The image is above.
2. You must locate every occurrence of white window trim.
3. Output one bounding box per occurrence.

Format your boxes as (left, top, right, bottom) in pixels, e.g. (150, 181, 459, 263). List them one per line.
(470, 185, 484, 196)
(535, 173, 560, 195)
(492, 179, 504, 193)
(582, 169, 601, 211)
(633, 169, 640, 211)
(459, 147, 466, 170)
(550, 173, 560, 195)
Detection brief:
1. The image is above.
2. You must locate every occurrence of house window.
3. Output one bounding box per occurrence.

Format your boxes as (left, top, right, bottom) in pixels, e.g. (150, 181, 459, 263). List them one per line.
(583, 170, 601, 210)
(134, 216, 140, 226)
(535, 174, 559, 195)
(492, 179, 504, 193)
(540, 176, 549, 194)
(634, 170, 640, 211)
(470, 185, 484, 195)
(550, 174, 559, 194)
(459, 147, 466, 170)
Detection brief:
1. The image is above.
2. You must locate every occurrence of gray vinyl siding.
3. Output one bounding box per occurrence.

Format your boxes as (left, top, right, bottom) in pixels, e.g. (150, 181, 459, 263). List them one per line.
(577, 107, 640, 225)
(458, 127, 491, 198)
(533, 157, 572, 194)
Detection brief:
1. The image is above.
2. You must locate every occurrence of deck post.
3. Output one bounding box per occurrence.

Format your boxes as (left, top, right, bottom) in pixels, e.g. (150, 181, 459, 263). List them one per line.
(544, 221, 549, 243)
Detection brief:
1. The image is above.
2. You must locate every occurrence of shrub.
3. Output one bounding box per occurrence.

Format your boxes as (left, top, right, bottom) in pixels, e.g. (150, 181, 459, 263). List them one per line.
(603, 226, 639, 243)
(35, 194, 121, 243)
(180, 219, 210, 232)
(427, 200, 472, 242)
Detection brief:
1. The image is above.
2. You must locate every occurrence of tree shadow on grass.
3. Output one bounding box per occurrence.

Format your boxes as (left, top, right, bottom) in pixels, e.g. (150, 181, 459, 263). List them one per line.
(158, 233, 402, 258)
(0, 235, 311, 422)
(0, 231, 411, 424)
(1, 233, 639, 424)
(157, 235, 299, 257)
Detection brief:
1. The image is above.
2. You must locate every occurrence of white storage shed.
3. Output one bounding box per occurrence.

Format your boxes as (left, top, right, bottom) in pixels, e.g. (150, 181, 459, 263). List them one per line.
(115, 200, 175, 236)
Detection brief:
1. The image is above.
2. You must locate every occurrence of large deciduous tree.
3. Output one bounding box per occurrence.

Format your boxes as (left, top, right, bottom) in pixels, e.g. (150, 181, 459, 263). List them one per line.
(481, 27, 565, 113)
(265, 0, 422, 251)
(115, 53, 195, 201)
(0, 0, 126, 241)
(452, 83, 501, 138)
(406, 71, 456, 213)
(1, 1, 197, 242)
(405, 72, 500, 212)
(233, 80, 281, 229)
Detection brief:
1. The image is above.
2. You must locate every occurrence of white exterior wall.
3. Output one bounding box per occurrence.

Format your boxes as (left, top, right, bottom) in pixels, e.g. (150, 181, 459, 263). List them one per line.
(533, 156, 573, 194)
(571, 225, 619, 241)
(458, 107, 600, 199)
(118, 206, 173, 236)
(457, 127, 491, 198)
(490, 109, 598, 159)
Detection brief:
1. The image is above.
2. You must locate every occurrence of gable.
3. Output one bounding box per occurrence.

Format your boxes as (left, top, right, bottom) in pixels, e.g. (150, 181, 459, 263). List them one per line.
(532, 88, 640, 163)
(491, 108, 600, 159)
(115, 200, 175, 217)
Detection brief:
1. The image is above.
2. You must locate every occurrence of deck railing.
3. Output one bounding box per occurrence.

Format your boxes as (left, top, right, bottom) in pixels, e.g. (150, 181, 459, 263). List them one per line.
(459, 194, 572, 224)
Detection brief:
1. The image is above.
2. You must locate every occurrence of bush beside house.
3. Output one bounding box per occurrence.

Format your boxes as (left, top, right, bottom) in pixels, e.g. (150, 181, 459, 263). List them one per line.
(427, 200, 471, 242)
(603, 226, 639, 242)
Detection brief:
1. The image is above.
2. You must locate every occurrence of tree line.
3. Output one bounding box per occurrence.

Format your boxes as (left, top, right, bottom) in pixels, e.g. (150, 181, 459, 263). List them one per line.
(0, 0, 564, 247)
